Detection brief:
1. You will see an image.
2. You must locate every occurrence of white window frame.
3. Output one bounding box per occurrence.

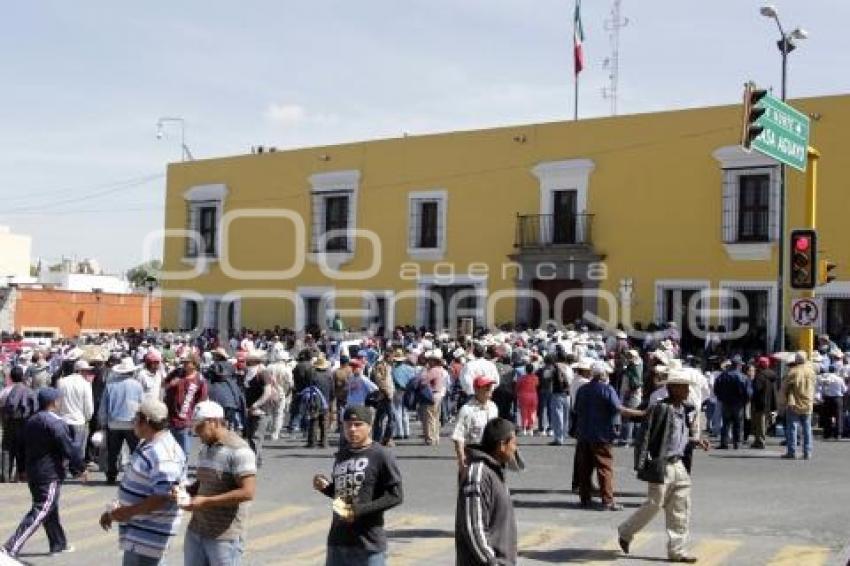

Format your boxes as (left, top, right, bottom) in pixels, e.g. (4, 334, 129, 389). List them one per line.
(407, 190, 448, 260)
(653, 279, 712, 328)
(712, 146, 779, 261)
(360, 289, 395, 333)
(531, 159, 594, 244)
(815, 282, 850, 334)
(295, 286, 336, 332)
(183, 183, 228, 263)
(718, 280, 777, 351)
(180, 294, 241, 333)
(309, 170, 360, 267)
(415, 275, 488, 330)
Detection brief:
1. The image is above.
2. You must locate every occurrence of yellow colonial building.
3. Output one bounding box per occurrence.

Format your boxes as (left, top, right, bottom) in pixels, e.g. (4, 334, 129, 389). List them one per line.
(160, 94, 850, 351)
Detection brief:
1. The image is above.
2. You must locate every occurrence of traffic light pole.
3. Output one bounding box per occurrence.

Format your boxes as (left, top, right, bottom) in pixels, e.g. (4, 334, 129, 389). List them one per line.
(799, 147, 820, 356)
(773, 43, 790, 355)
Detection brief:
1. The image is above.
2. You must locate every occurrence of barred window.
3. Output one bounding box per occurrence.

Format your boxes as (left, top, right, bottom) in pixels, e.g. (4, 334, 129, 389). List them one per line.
(408, 191, 446, 254)
(737, 174, 770, 242)
(185, 200, 220, 257)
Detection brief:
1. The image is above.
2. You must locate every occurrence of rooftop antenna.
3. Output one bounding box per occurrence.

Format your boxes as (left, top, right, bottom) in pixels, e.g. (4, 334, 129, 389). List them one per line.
(601, 0, 628, 115)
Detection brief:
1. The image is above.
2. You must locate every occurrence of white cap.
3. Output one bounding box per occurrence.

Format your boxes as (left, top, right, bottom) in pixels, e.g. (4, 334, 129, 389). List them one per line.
(192, 400, 225, 423)
(74, 359, 92, 372)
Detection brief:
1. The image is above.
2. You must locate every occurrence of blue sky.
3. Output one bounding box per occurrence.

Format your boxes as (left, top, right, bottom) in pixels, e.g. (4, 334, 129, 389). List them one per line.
(2, 1, 847, 273)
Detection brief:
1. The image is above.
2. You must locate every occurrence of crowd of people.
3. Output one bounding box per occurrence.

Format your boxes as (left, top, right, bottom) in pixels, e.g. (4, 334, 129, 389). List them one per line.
(0, 322, 844, 564)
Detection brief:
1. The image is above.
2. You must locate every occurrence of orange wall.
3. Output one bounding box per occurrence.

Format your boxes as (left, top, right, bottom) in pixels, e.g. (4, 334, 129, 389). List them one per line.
(13, 289, 161, 337)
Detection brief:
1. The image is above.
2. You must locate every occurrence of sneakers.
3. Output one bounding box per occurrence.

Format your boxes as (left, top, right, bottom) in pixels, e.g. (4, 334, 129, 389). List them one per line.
(618, 537, 630, 554)
(603, 503, 624, 511)
(51, 545, 75, 555)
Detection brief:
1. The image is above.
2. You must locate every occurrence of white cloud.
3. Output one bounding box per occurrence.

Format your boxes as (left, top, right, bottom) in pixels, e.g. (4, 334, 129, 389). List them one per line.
(266, 103, 307, 126)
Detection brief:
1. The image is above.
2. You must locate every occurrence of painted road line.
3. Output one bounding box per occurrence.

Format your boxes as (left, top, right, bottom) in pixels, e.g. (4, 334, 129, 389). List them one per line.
(248, 517, 329, 552)
(518, 525, 580, 551)
(280, 514, 436, 565)
(171, 505, 310, 552)
(584, 531, 654, 565)
(691, 538, 742, 566)
(0, 499, 110, 532)
(767, 544, 832, 566)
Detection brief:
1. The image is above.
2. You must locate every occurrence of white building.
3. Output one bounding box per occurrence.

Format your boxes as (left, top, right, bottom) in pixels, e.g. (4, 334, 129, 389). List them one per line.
(0, 226, 32, 283)
(38, 258, 131, 294)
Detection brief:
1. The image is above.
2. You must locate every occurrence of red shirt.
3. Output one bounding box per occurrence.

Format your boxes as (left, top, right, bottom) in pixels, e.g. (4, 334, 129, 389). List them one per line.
(164, 372, 209, 429)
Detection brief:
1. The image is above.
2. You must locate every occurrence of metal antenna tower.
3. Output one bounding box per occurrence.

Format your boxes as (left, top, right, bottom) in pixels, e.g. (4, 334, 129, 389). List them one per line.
(601, 0, 628, 115)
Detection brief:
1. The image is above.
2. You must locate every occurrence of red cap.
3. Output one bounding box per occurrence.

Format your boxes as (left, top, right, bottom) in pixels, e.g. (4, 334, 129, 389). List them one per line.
(473, 375, 495, 389)
(349, 359, 364, 370)
(757, 356, 771, 369)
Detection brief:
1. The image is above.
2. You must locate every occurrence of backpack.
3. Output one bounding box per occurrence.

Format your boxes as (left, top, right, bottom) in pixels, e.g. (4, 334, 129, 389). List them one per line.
(301, 385, 328, 418)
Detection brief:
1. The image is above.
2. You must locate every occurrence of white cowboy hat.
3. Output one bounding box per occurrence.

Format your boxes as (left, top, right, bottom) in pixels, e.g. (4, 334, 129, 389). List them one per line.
(246, 349, 267, 363)
(112, 357, 138, 374)
(662, 369, 692, 386)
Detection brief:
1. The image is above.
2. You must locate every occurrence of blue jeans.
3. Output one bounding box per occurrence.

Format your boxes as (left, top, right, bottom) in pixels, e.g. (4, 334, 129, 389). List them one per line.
(372, 399, 395, 443)
(391, 391, 409, 438)
(537, 391, 553, 432)
(720, 405, 744, 447)
(326, 545, 385, 566)
(785, 411, 813, 457)
(170, 427, 192, 459)
(549, 393, 570, 444)
(184, 529, 243, 566)
(122, 550, 164, 566)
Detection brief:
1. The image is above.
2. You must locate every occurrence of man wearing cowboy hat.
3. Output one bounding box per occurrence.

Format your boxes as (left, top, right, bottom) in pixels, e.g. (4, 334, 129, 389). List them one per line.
(419, 350, 448, 446)
(98, 357, 145, 485)
(390, 349, 414, 440)
(243, 350, 274, 465)
(618, 370, 709, 563)
(57, 359, 95, 464)
(266, 346, 294, 441)
(306, 353, 333, 449)
(780, 351, 816, 460)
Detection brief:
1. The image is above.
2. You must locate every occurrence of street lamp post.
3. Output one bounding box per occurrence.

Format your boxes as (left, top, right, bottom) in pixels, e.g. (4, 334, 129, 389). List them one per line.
(144, 276, 158, 333)
(760, 5, 808, 353)
(156, 117, 194, 161)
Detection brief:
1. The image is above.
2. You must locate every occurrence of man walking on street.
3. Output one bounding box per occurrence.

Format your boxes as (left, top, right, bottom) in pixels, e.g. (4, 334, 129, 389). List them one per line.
(2, 388, 86, 558)
(750, 357, 776, 449)
(618, 370, 709, 564)
(714, 356, 749, 449)
(573, 362, 643, 511)
(57, 359, 95, 464)
(452, 375, 498, 471)
(100, 357, 145, 485)
(455, 417, 518, 566)
(177, 401, 256, 565)
(312, 405, 403, 566)
(1, 366, 36, 483)
(99, 398, 186, 565)
(780, 351, 816, 460)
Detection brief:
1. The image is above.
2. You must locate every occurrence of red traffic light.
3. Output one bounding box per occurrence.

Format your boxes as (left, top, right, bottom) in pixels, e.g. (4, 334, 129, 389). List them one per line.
(794, 236, 811, 252)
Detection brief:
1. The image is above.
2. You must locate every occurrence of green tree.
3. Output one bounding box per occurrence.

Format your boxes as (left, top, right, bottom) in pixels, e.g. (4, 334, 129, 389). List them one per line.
(126, 260, 162, 288)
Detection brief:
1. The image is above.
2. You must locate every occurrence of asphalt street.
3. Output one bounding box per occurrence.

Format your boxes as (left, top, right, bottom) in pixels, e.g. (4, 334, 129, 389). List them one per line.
(1, 423, 848, 565)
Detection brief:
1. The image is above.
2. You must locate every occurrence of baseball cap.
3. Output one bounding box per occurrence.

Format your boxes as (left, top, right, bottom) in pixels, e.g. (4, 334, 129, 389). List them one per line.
(473, 375, 496, 389)
(343, 405, 374, 424)
(37, 387, 62, 408)
(192, 400, 225, 423)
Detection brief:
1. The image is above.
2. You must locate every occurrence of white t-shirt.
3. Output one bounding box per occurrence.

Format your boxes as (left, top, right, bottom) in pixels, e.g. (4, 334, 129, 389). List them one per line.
(451, 399, 498, 444)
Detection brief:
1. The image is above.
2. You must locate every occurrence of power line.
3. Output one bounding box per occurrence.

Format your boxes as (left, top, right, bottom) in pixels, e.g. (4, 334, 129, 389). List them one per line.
(3, 174, 163, 214)
(1, 172, 164, 204)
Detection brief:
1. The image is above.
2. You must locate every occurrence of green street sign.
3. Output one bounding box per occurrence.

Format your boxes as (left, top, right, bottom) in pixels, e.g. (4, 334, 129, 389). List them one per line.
(749, 94, 810, 171)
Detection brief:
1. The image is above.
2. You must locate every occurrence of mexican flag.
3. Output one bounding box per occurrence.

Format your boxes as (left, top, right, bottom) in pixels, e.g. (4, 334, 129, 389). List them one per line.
(573, 0, 585, 75)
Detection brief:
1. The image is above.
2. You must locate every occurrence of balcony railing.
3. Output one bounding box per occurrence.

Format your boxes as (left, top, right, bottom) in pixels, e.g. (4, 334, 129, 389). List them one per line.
(514, 213, 594, 248)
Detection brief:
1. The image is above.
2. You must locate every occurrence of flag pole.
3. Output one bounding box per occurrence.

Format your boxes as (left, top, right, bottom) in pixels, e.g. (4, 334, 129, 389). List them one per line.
(573, 0, 583, 121)
(574, 73, 579, 121)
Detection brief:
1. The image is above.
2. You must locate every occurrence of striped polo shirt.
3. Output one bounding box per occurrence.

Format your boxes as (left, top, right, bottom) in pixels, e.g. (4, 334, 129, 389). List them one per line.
(189, 431, 257, 540)
(117, 431, 187, 558)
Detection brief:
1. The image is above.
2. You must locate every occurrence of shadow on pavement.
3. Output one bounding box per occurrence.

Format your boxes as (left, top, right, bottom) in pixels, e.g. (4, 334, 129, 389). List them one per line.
(387, 528, 453, 539)
(519, 547, 620, 562)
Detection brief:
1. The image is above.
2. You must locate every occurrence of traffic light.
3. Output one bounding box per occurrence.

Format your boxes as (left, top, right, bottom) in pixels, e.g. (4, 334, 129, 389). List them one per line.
(741, 82, 768, 150)
(790, 229, 817, 289)
(819, 258, 837, 286)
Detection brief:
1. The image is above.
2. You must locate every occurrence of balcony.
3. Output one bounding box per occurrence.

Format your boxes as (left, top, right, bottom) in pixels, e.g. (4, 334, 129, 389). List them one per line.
(514, 213, 594, 248)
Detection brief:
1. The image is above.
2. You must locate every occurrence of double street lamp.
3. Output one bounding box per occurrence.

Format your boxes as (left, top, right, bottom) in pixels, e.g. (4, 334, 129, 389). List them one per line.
(759, 5, 808, 353)
(156, 117, 194, 161)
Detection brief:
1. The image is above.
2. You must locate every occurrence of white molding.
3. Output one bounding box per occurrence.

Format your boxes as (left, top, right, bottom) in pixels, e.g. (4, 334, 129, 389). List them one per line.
(712, 146, 779, 169)
(183, 183, 228, 202)
(532, 159, 595, 217)
(653, 279, 711, 322)
(723, 242, 773, 261)
(407, 189, 448, 260)
(308, 170, 361, 193)
(309, 170, 360, 266)
(295, 286, 336, 331)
